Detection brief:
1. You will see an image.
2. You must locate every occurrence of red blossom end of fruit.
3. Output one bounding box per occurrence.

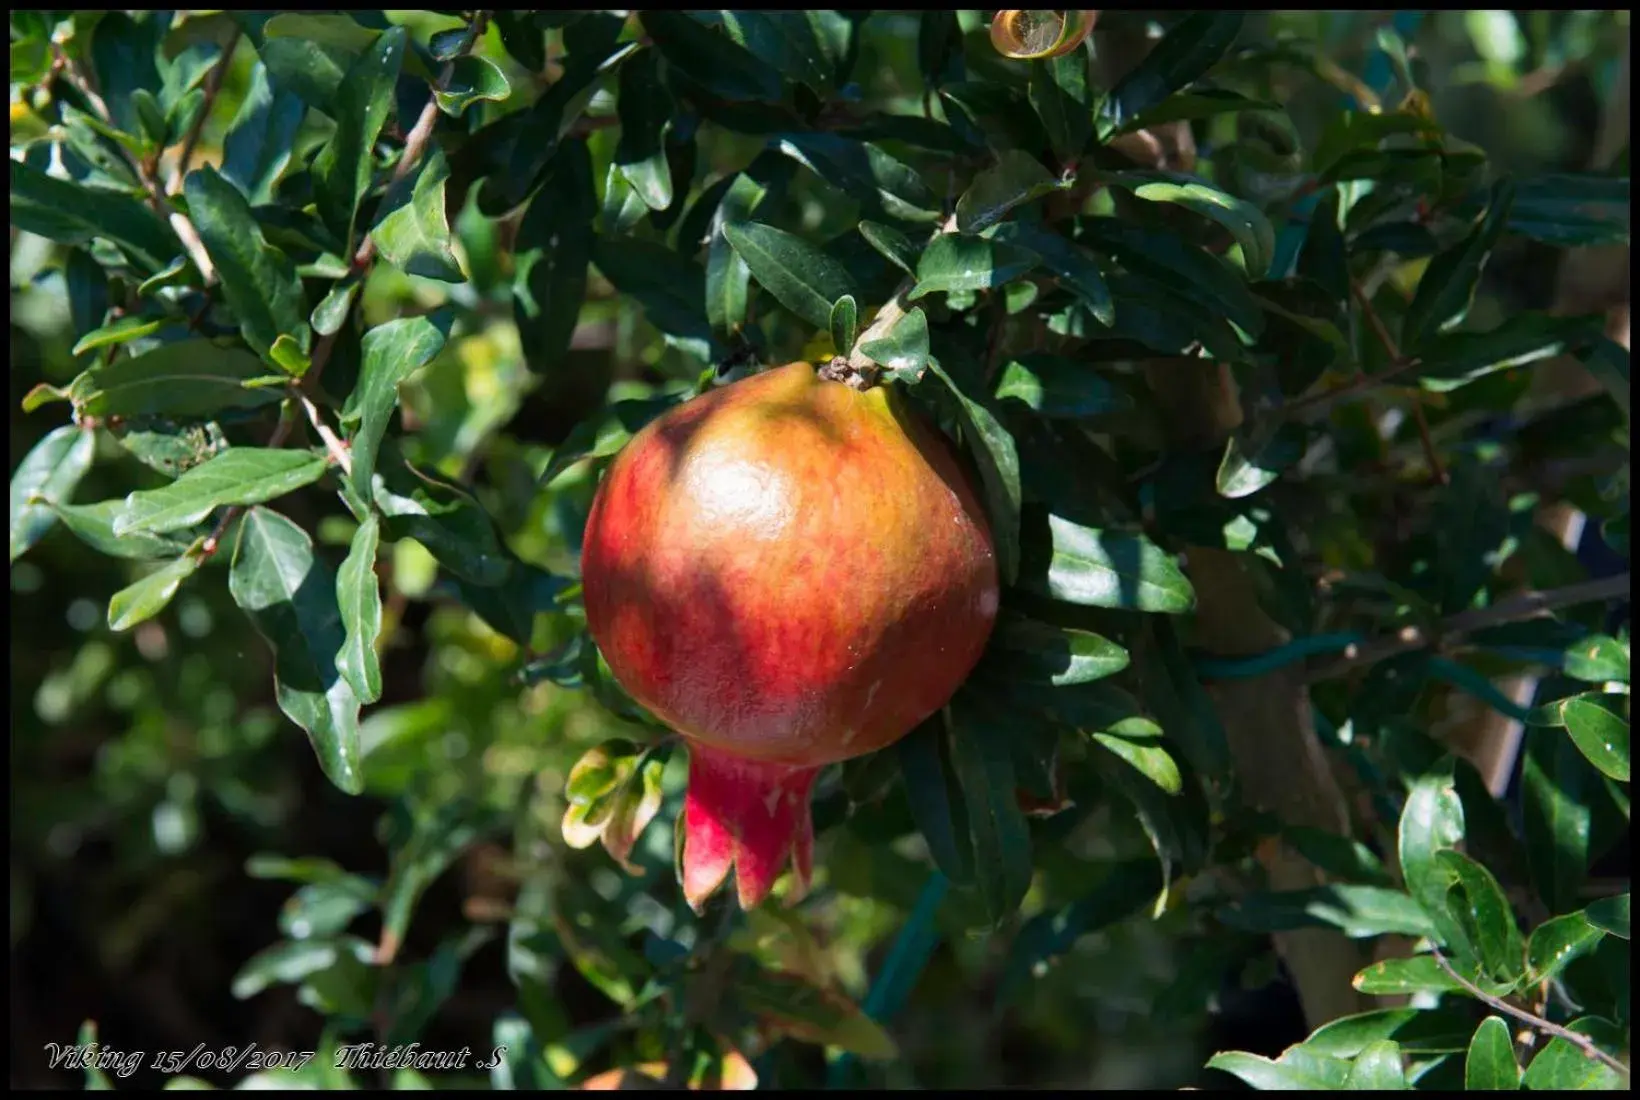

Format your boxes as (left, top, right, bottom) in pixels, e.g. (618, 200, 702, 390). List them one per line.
(679, 743, 819, 913)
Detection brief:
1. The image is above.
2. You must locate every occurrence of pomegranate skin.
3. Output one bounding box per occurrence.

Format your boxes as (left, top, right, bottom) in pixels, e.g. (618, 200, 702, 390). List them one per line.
(582, 362, 999, 768)
(579, 363, 999, 909)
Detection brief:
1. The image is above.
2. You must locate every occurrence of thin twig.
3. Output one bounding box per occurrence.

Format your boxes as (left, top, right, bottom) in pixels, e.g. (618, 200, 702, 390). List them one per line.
(170, 28, 243, 194)
(1310, 573, 1632, 682)
(302, 393, 353, 475)
(1352, 279, 1446, 482)
(1431, 953, 1630, 1078)
(845, 213, 959, 377)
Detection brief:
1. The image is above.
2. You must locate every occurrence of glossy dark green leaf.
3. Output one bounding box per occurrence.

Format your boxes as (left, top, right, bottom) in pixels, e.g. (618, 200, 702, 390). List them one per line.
(924, 358, 1021, 584)
(1125, 178, 1276, 280)
(1584, 894, 1628, 940)
(311, 277, 360, 337)
(995, 354, 1131, 419)
(719, 12, 832, 96)
(491, 11, 546, 72)
(1284, 826, 1393, 887)
(1301, 1006, 1478, 1058)
(1436, 849, 1525, 984)
(946, 690, 1033, 927)
(9, 160, 180, 275)
(221, 62, 306, 204)
(1521, 726, 1594, 916)
(1351, 955, 1467, 996)
(69, 339, 284, 420)
(1099, 14, 1243, 135)
(640, 12, 783, 102)
(857, 220, 919, 276)
(229, 507, 363, 794)
(1345, 1040, 1408, 1090)
(371, 147, 464, 282)
(722, 220, 858, 330)
(1578, 333, 1631, 418)
(1030, 52, 1092, 164)
(994, 222, 1113, 324)
(279, 875, 378, 940)
(515, 139, 596, 370)
(1018, 512, 1195, 613)
(1079, 217, 1262, 338)
(1092, 722, 1183, 795)
(615, 48, 674, 211)
(108, 554, 201, 632)
(434, 55, 510, 117)
(986, 612, 1129, 685)
(116, 449, 330, 536)
(1206, 1052, 1338, 1090)
(71, 315, 166, 357)
(1310, 109, 1438, 177)
(896, 717, 974, 885)
(592, 238, 716, 359)
(1123, 89, 1280, 132)
(1001, 860, 1161, 1000)
(705, 172, 771, 335)
(185, 167, 312, 364)
(335, 514, 382, 705)
(1217, 885, 1439, 939)
(256, 33, 350, 117)
(311, 27, 407, 245)
(109, 417, 233, 480)
(1499, 173, 1629, 248)
(1401, 179, 1515, 351)
(1518, 1018, 1626, 1091)
(64, 248, 112, 350)
(348, 315, 451, 501)
(50, 500, 200, 561)
(956, 150, 1060, 235)
(10, 425, 97, 563)
(374, 447, 509, 587)
(1526, 911, 1606, 985)
(1561, 636, 1630, 685)
(1464, 1017, 1520, 1091)
(859, 306, 929, 383)
(538, 395, 682, 487)
(1398, 768, 1466, 947)
(1557, 695, 1629, 783)
(1216, 422, 1309, 498)
(1417, 313, 1593, 393)
(909, 234, 1039, 300)
(829, 294, 858, 358)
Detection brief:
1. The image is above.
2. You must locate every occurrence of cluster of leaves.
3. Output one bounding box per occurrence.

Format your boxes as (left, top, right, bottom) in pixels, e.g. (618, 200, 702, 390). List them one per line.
(9, 8, 1631, 1091)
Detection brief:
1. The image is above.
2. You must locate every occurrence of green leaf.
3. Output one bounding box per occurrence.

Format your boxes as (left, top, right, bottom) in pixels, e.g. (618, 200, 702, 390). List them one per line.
(592, 238, 716, 360)
(311, 26, 408, 246)
(1401, 179, 1515, 351)
(722, 220, 858, 330)
(1001, 860, 1161, 999)
(335, 514, 382, 706)
(50, 499, 200, 560)
(732, 967, 897, 1059)
(1578, 334, 1631, 418)
(1416, 313, 1593, 393)
(1302, 1006, 1477, 1057)
(108, 554, 201, 632)
(11, 425, 97, 562)
(1079, 217, 1262, 338)
(705, 172, 773, 335)
(1207, 1051, 1340, 1090)
(9, 159, 180, 275)
(539, 395, 682, 487)
(67, 339, 285, 420)
(908, 234, 1039, 300)
(946, 689, 1033, 927)
(1499, 173, 1630, 248)
(1128, 179, 1276, 280)
(116, 449, 330, 536)
(857, 220, 919, 276)
(995, 354, 1132, 419)
(1122, 89, 1280, 132)
(719, 12, 832, 96)
(1436, 849, 1525, 985)
(1284, 826, 1393, 886)
(1521, 727, 1594, 916)
(614, 48, 674, 211)
(347, 315, 450, 502)
(268, 334, 311, 378)
(221, 62, 307, 204)
(371, 146, 465, 282)
(1399, 768, 1466, 931)
(1099, 14, 1243, 135)
(184, 166, 312, 365)
(1346, 1040, 1408, 1090)
(1556, 695, 1630, 783)
(771, 133, 940, 224)
(71, 315, 168, 357)
(1092, 725, 1183, 795)
(279, 875, 378, 940)
(256, 33, 350, 117)
(1030, 53, 1092, 164)
(829, 295, 858, 358)
(228, 507, 364, 795)
(434, 54, 510, 116)
(924, 358, 1021, 585)
(993, 223, 1113, 324)
(1216, 423, 1309, 498)
(1584, 894, 1629, 940)
(1217, 885, 1439, 939)
(515, 138, 596, 370)
(1518, 1018, 1626, 1091)
(1562, 636, 1630, 685)
(311, 277, 361, 337)
(231, 936, 372, 1000)
(108, 417, 233, 480)
(985, 612, 1130, 686)
(955, 150, 1060, 235)
(373, 447, 509, 587)
(897, 717, 975, 885)
(1351, 956, 1467, 996)
(640, 12, 783, 103)
(859, 306, 929, 382)
(1018, 512, 1195, 613)
(1464, 1017, 1521, 1091)
(1526, 911, 1606, 985)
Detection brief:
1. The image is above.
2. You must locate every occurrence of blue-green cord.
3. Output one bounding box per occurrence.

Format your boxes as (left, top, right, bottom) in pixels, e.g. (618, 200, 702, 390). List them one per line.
(826, 871, 949, 1088)
(1191, 632, 1366, 680)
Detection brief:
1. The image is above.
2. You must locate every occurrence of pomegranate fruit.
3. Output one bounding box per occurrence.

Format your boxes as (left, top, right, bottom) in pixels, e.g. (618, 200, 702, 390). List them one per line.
(580, 362, 999, 910)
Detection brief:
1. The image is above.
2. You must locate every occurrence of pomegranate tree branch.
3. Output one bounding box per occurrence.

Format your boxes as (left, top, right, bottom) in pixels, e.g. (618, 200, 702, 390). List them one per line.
(1431, 952, 1630, 1078)
(170, 28, 243, 193)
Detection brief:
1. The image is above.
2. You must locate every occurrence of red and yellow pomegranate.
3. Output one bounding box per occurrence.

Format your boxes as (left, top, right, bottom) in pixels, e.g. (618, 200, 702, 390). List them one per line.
(581, 362, 999, 910)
